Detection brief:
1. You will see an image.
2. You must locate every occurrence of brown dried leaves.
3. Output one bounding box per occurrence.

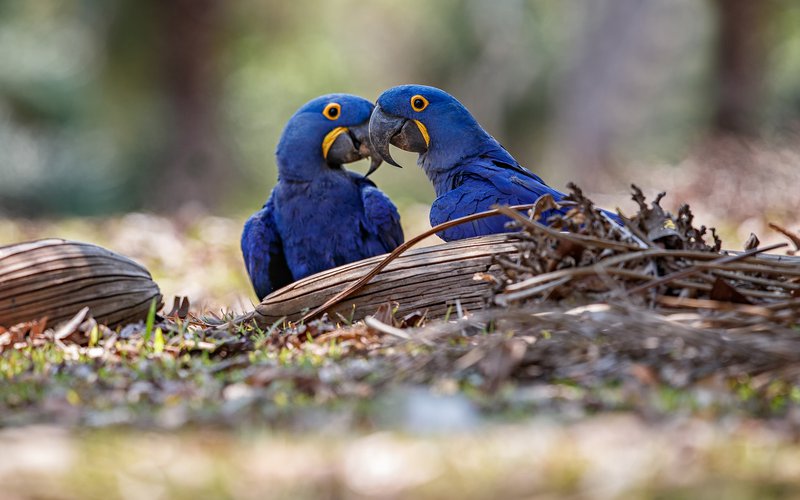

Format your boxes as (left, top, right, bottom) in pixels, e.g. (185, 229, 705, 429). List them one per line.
(493, 185, 799, 326)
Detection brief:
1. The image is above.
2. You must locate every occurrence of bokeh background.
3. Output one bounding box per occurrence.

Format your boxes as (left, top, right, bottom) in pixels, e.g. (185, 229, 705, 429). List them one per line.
(1, 0, 799, 307)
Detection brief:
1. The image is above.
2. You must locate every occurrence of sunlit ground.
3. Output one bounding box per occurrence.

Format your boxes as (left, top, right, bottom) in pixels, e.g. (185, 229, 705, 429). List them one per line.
(3, 417, 800, 499)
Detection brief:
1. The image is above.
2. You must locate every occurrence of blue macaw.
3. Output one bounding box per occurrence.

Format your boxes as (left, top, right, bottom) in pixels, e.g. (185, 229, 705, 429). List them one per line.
(242, 94, 404, 299)
(369, 84, 620, 241)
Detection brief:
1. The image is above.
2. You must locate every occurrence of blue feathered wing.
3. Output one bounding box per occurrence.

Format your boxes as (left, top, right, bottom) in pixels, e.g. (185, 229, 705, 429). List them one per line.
(352, 173, 404, 255)
(241, 197, 293, 300)
(430, 157, 566, 241)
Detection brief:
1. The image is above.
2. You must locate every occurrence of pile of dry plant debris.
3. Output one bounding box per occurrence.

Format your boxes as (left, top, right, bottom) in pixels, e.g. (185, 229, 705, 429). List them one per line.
(392, 184, 800, 393)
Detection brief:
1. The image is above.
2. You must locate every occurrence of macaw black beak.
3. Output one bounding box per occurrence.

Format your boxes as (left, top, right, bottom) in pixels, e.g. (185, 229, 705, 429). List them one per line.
(369, 105, 429, 168)
(323, 121, 383, 176)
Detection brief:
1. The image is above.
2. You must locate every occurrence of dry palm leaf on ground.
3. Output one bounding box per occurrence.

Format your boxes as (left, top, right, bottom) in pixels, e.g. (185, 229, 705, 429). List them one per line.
(0, 239, 161, 331)
(255, 234, 522, 325)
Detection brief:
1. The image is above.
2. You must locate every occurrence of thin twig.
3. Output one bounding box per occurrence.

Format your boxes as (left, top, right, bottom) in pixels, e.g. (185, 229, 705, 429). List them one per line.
(622, 243, 787, 297)
(655, 295, 774, 317)
(769, 223, 800, 251)
(712, 269, 800, 290)
(363, 315, 412, 340)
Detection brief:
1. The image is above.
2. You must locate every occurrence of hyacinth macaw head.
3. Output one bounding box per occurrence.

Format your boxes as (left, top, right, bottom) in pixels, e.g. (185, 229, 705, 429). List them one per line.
(276, 93, 393, 181)
(369, 84, 496, 174)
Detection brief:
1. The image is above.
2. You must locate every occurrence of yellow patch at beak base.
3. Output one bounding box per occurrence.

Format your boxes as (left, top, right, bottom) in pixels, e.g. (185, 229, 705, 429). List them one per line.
(413, 120, 430, 147)
(322, 127, 349, 159)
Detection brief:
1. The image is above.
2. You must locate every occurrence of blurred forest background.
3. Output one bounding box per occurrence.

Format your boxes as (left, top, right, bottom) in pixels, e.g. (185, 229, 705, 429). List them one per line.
(1, 0, 799, 306)
(1, 0, 799, 215)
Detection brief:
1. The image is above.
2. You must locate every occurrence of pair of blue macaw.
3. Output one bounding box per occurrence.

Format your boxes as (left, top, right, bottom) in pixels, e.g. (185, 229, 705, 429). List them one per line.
(242, 85, 618, 299)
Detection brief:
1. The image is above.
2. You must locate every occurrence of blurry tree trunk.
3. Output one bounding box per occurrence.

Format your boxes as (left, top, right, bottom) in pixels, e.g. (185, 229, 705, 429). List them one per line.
(548, 0, 648, 187)
(153, 0, 229, 211)
(712, 0, 772, 135)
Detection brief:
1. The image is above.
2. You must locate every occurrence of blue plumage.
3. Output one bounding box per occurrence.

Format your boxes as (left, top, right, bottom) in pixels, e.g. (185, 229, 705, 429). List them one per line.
(369, 84, 619, 241)
(242, 94, 403, 299)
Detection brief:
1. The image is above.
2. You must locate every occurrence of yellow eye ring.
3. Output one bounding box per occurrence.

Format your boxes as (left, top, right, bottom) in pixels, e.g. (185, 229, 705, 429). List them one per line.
(410, 95, 428, 112)
(322, 102, 341, 120)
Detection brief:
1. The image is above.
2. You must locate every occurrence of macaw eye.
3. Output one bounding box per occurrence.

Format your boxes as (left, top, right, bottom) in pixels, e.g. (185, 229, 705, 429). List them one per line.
(410, 95, 428, 112)
(323, 102, 341, 120)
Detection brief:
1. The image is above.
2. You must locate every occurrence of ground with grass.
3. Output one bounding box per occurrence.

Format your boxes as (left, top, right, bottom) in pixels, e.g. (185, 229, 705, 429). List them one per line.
(3, 295, 800, 498)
